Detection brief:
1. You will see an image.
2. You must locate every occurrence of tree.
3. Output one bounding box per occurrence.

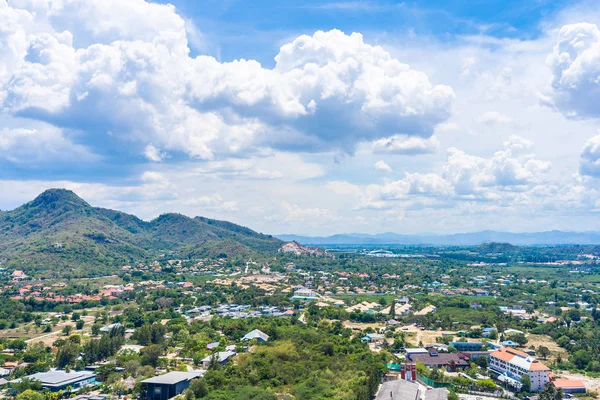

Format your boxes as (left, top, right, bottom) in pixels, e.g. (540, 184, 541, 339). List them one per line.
(188, 378, 209, 398)
(62, 325, 73, 336)
(389, 301, 396, 318)
(56, 341, 80, 368)
(76, 320, 85, 330)
(448, 391, 459, 400)
(538, 346, 551, 359)
(16, 390, 45, 400)
(91, 323, 101, 336)
(520, 375, 531, 393)
(11, 378, 42, 394)
(141, 344, 163, 367)
(539, 382, 563, 400)
(475, 356, 489, 369)
(571, 349, 591, 370)
(507, 333, 528, 346)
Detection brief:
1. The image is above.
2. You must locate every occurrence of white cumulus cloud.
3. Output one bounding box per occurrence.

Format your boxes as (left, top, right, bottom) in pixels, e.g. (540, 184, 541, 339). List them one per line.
(374, 160, 392, 173)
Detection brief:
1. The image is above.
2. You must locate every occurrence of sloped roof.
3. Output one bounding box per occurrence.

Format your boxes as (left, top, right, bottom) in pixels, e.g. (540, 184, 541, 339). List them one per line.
(242, 329, 269, 341)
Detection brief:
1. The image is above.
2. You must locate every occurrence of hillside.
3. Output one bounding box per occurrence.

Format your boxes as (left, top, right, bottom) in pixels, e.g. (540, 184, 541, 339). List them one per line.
(0, 189, 282, 277)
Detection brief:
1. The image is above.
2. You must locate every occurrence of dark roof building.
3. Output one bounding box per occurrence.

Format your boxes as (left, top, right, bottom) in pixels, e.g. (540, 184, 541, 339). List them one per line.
(407, 351, 469, 372)
(142, 371, 204, 400)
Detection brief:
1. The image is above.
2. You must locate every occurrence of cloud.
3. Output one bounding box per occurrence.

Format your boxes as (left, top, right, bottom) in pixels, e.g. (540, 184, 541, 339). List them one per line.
(326, 180, 361, 196)
(144, 144, 166, 162)
(357, 136, 551, 209)
(0, 124, 95, 164)
(371, 134, 439, 155)
(545, 23, 600, 118)
(276, 201, 337, 223)
(0, 2, 455, 165)
(580, 133, 600, 177)
(374, 160, 392, 173)
(478, 111, 512, 125)
(183, 194, 239, 213)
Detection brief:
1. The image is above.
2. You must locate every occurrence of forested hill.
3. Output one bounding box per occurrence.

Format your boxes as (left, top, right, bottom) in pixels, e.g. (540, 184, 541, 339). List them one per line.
(0, 189, 282, 275)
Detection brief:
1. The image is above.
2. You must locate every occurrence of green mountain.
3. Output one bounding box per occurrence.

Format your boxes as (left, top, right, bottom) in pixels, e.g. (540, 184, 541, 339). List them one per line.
(0, 189, 282, 277)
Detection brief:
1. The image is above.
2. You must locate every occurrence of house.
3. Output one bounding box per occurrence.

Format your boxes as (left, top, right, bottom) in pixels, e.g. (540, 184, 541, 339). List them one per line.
(482, 328, 496, 338)
(11, 270, 27, 281)
(200, 351, 236, 369)
(10, 370, 97, 392)
(450, 342, 483, 352)
(407, 351, 469, 372)
(292, 288, 318, 300)
(489, 347, 550, 392)
(242, 329, 269, 342)
(142, 371, 204, 400)
(376, 378, 448, 400)
(405, 348, 429, 356)
(100, 323, 123, 333)
(361, 333, 385, 343)
(206, 342, 219, 350)
(552, 379, 586, 394)
(70, 395, 107, 400)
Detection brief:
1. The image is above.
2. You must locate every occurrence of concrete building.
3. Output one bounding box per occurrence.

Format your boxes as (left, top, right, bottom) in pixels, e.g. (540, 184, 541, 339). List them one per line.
(552, 379, 586, 394)
(489, 347, 550, 392)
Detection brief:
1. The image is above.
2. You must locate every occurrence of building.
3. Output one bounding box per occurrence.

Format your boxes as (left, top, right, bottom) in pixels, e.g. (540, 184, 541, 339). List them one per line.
(292, 287, 318, 300)
(99, 323, 123, 333)
(552, 379, 586, 394)
(200, 351, 236, 369)
(361, 333, 385, 343)
(142, 371, 204, 400)
(376, 377, 448, 400)
(405, 348, 429, 356)
(241, 329, 269, 342)
(407, 351, 469, 372)
(450, 342, 483, 352)
(489, 347, 550, 392)
(10, 370, 96, 392)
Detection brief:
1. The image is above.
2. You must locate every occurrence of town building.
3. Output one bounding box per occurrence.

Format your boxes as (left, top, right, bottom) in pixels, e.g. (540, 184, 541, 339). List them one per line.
(407, 350, 469, 372)
(200, 351, 236, 369)
(450, 342, 483, 352)
(489, 347, 550, 392)
(552, 379, 586, 394)
(10, 370, 96, 392)
(142, 371, 204, 400)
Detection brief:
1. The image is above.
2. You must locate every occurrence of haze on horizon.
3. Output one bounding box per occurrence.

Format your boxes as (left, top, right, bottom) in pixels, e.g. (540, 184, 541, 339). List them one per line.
(2, 0, 600, 236)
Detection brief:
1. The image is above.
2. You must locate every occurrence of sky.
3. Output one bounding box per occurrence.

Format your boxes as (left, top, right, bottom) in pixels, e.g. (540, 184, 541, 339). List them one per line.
(2, 0, 600, 236)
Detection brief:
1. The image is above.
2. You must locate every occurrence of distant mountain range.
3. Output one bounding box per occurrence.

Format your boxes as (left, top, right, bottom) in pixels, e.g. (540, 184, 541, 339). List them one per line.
(0, 189, 282, 276)
(276, 231, 600, 246)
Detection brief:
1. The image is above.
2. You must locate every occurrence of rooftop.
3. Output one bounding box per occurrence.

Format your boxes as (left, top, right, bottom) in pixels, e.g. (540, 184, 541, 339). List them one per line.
(142, 371, 204, 385)
(11, 370, 95, 388)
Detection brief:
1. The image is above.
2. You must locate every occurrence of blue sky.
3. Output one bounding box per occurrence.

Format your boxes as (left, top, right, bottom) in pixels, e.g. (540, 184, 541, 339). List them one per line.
(1, 0, 600, 235)
(171, 0, 572, 61)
